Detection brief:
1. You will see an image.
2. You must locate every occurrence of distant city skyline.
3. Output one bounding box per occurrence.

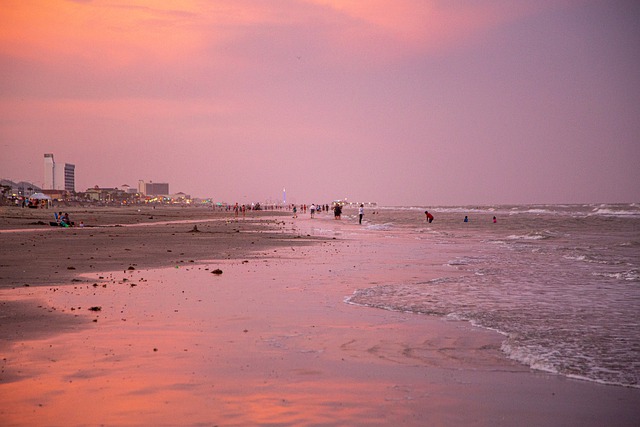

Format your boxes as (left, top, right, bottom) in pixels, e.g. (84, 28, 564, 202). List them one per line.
(1, 1, 639, 205)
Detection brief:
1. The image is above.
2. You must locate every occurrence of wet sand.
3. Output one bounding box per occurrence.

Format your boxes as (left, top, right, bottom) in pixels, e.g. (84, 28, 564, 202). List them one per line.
(0, 206, 639, 426)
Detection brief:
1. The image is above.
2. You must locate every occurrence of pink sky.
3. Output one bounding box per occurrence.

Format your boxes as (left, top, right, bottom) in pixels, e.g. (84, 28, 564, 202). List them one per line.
(1, 0, 638, 205)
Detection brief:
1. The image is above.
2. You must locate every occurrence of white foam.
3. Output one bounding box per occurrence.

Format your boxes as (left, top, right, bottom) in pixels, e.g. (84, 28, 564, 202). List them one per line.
(506, 234, 545, 240)
(589, 208, 640, 217)
(592, 270, 640, 281)
(366, 222, 394, 231)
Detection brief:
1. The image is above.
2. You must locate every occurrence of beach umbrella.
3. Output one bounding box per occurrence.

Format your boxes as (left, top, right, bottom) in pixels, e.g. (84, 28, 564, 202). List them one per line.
(29, 192, 51, 200)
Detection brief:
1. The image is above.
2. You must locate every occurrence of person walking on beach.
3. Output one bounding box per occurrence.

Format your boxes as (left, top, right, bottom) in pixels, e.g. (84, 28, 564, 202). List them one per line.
(425, 211, 434, 223)
(310, 204, 316, 218)
(493, 216, 497, 223)
(292, 205, 298, 218)
(464, 216, 469, 222)
(358, 204, 364, 224)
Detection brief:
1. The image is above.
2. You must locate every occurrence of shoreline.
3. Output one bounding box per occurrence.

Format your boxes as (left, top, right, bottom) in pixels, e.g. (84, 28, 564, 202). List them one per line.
(1, 207, 639, 425)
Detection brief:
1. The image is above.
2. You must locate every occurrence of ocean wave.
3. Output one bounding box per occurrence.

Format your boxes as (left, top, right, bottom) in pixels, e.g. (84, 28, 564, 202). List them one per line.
(376, 204, 640, 221)
(501, 340, 640, 388)
(592, 269, 640, 281)
(562, 254, 625, 266)
(521, 209, 553, 214)
(501, 342, 560, 376)
(365, 222, 394, 231)
(434, 207, 498, 214)
(505, 233, 547, 241)
(589, 208, 640, 217)
(447, 257, 483, 266)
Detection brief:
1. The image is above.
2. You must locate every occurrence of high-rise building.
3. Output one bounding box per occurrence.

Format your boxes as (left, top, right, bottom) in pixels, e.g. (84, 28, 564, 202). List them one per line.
(64, 163, 75, 192)
(44, 153, 55, 189)
(43, 153, 75, 191)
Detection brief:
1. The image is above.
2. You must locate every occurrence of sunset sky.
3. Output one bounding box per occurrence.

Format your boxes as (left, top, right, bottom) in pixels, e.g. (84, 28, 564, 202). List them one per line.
(1, 0, 638, 205)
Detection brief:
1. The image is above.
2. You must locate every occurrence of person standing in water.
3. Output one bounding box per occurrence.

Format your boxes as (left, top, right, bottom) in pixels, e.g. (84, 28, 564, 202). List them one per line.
(464, 216, 469, 222)
(425, 211, 434, 223)
(334, 204, 342, 219)
(358, 204, 364, 224)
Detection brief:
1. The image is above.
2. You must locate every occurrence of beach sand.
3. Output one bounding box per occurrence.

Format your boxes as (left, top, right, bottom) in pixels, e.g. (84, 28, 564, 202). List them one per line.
(0, 206, 638, 426)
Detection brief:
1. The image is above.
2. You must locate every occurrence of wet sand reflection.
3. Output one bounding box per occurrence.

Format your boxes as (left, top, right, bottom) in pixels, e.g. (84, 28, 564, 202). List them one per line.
(0, 247, 517, 426)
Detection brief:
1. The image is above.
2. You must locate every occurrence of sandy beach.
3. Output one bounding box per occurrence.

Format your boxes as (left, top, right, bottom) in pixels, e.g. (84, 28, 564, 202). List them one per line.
(0, 206, 638, 426)
(0, 205, 314, 288)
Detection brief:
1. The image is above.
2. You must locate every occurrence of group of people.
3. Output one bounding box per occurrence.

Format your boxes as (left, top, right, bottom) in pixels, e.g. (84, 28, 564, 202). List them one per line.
(233, 203, 247, 219)
(54, 212, 75, 227)
(296, 204, 331, 215)
(290, 206, 498, 225)
(291, 203, 362, 222)
(426, 211, 497, 223)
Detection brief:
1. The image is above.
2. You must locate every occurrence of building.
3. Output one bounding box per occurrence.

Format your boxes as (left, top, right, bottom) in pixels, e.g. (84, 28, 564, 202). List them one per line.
(83, 186, 131, 203)
(43, 153, 75, 192)
(63, 163, 75, 192)
(44, 154, 55, 189)
(138, 180, 169, 196)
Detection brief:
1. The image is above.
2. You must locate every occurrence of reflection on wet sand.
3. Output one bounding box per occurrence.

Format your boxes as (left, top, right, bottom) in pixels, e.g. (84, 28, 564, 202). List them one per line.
(0, 250, 511, 426)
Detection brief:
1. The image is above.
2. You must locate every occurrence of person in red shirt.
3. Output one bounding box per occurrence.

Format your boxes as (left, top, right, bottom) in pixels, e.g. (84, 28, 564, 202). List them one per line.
(425, 211, 434, 223)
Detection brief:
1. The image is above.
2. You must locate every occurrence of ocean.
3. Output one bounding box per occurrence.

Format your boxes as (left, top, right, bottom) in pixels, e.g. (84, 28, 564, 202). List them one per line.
(343, 203, 640, 388)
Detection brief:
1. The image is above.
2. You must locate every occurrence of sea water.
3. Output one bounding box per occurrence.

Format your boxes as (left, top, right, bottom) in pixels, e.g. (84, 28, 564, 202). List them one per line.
(345, 203, 640, 388)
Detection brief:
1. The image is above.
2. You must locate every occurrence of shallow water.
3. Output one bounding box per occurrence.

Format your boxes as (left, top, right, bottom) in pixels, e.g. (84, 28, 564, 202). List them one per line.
(346, 203, 640, 388)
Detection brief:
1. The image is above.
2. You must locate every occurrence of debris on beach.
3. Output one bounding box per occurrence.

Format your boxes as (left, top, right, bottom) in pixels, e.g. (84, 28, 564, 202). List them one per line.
(67, 266, 76, 270)
(212, 269, 223, 275)
(88, 306, 102, 311)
